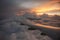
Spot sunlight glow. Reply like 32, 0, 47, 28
30, 1, 60, 16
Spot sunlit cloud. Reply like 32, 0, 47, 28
30, 1, 60, 15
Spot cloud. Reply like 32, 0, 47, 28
16, 0, 50, 8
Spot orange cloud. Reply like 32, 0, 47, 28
30, 1, 60, 14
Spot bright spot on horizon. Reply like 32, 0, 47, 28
30, 1, 60, 16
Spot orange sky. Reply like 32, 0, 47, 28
30, 0, 60, 15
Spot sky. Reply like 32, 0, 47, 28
1, 0, 60, 17
15, 0, 60, 15
17, 0, 50, 8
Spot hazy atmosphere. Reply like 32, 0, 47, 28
0, 0, 60, 40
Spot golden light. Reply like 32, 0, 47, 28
31, 7, 59, 13
30, 1, 60, 16
34, 23, 60, 30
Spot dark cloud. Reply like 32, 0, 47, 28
0, 0, 18, 19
